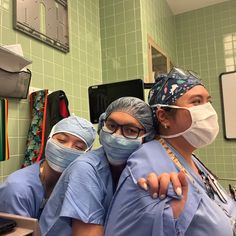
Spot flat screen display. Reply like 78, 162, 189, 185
88, 79, 144, 123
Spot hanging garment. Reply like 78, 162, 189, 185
23, 90, 48, 167
23, 90, 70, 167
41, 90, 70, 160
0, 98, 9, 161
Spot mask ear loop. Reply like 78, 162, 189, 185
151, 104, 186, 109
85, 144, 93, 152
48, 126, 56, 138
154, 104, 194, 139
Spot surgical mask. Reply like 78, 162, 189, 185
158, 102, 219, 148
99, 129, 143, 166
45, 138, 87, 173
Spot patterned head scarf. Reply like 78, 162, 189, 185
148, 67, 203, 106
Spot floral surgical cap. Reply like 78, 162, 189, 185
148, 69, 203, 106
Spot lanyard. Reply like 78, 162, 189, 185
159, 138, 200, 191
158, 138, 228, 203
158, 138, 236, 234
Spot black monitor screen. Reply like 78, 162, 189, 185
88, 79, 144, 123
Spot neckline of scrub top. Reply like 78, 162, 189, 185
159, 138, 230, 205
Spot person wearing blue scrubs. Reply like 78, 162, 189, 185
0, 116, 96, 219
39, 97, 186, 236
104, 67, 236, 236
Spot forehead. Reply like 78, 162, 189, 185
176, 85, 210, 102
107, 112, 143, 128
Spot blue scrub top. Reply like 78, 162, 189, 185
104, 140, 236, 236
39, 147, 114, 236
0, 161, 44, 219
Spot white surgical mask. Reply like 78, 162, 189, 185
158, 102, 219, 148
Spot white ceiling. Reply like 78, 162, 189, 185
166, 0, 229, 15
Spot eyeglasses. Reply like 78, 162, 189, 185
168, 67, 200, 80
102, 120, 145, 139
153, 67, 201, 101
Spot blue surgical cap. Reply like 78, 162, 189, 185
50, 116, 96, 148
98, 97, 155, 142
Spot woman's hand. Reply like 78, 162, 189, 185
170, 171, 188, 218
137, 171, 186, 199
137, 171, 188, 218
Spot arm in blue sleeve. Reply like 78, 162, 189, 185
0, 182, 32, 217
60, 161, 106, 225
163, 203, 177, 236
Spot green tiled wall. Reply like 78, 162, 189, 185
140, 0, 176, 78
101, 0, 236, 188
175, 0, 236, 187
0, 0, 102, 180
100, 0, 175, 83
100, 0, 143, 83
1, 0, 236, 188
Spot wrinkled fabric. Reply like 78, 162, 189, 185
40, 147, 113, 236
0, 161, 44, 218
104, 140, 236, 236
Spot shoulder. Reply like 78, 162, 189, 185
65, 147, 109, 174
0, 162, 42, 201
126, 140, 178, 180
129, 140, 165, 161
3, 162, 40, 184
58, 147, 110, 184
0, 177, 33, 200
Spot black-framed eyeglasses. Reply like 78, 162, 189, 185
102, 120, 145, 139
153, 67, 201, 101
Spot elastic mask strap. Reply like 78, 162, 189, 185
85, 144, 92, 152
160, 130, 188, 139
157, 104, 191, 139
151, 104, 188, 110
140, 132, 151, 139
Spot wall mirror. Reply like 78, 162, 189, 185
145, 35, 172, 87
219, 71, 236, 139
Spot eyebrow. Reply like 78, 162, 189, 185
54, 133, 68, 138
188, 94, 212, 100
56, 133, 86, 145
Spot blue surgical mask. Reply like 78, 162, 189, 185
45, 138, 86, 173
99, 130, 143, 166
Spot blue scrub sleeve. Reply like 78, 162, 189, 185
163, 204, 177, 235
60, 161, 107, 225
0, 182, 32, 217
